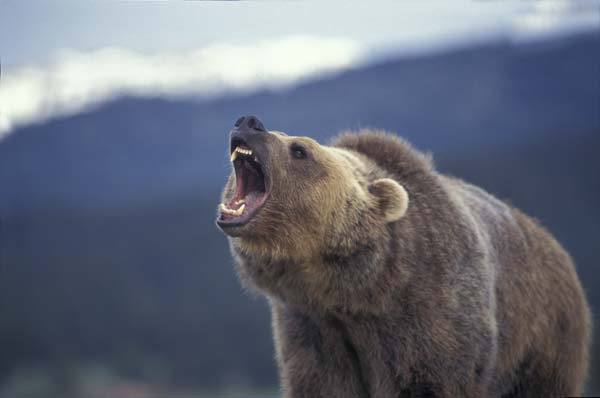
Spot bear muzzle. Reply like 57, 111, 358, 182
216, 116, 272, 234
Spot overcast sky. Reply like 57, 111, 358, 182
0, 0, 598, 137
0, 1, 516, 68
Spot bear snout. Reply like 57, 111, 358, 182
234, 114, 267, 132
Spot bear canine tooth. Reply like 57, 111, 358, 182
219, 202, 245, 216
234, 203, 245, 215
228, 203, 245, 216
230, 151, 239, 162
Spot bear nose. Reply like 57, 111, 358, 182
230, 115, 271, 158
234, 115, 267, 133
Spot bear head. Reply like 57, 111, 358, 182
216, 115, 411, 312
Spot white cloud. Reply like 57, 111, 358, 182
509, 0, 599, 41
0, 36, 363, 138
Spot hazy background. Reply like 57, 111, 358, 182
1, 1, 599, 397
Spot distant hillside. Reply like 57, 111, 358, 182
0, 32, 597, 210
0, 32, 598, 392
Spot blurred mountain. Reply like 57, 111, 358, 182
1, 32, 598, 210
0, 31, 599, 392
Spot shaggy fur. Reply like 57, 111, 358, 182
218, 127, 591, 398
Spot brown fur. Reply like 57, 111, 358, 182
219, 129, 591, 397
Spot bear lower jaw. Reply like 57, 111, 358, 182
216, 223, 247, 237
216, 192, 269, 235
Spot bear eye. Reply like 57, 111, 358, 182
290, 144, 307, 159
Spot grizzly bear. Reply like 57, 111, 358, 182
216, 115, 591, 398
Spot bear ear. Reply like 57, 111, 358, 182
368, 178, 409, 222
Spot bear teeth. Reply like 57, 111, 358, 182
231, 146, 253, 162
220, 203, 245, 216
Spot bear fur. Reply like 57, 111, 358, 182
217, 124, 591, 398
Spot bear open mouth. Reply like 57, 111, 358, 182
217, 139, 269, 227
